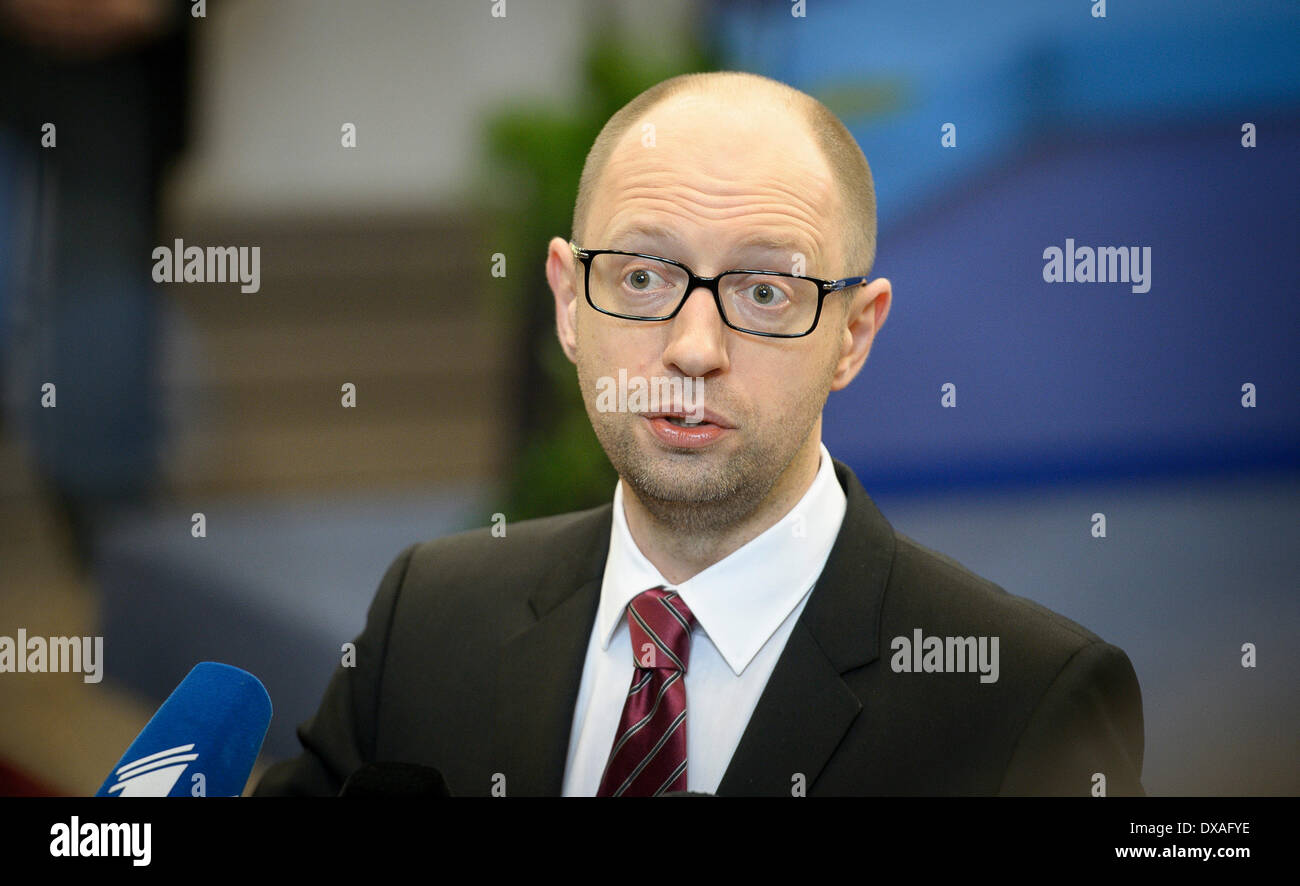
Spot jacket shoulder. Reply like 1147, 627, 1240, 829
395, 503, 612, 607
877, 532, 1144, 795
889, 531, 1106, 655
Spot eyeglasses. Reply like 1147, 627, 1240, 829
569, 241, 868, 338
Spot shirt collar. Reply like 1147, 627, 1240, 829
596, 443, 848, 676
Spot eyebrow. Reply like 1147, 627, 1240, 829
605, 222, 819, 268
605, 222, 683, 252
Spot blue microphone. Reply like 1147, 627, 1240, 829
95, 662, 272, 797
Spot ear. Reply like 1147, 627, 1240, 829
830, 277, 890, 391
546, 236, 580, 363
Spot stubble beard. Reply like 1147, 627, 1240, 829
603, 423, 779, 535
580, 373, 827, 538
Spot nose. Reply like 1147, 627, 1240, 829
661, 285, 730, 379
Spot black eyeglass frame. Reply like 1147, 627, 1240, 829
569, 240, 869, 339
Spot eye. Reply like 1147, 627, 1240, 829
741, 281, 789, 307
624, 267, 669, 291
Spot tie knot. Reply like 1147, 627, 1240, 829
626, 587, 695, 672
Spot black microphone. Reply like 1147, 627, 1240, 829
339, 762, 452, 797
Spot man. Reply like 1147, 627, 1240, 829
255, 70, 1144, 797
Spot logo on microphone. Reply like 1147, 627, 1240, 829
108, 744, 199, 796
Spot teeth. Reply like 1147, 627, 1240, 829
666, 416, 702, 427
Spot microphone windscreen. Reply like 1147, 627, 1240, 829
95, 662, 272, 797
339, 762, 452, 797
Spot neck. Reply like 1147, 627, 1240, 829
621, 433, 824, 585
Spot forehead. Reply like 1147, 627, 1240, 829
586, 91, 842, 269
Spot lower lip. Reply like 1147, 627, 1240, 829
644, 416, 729, 449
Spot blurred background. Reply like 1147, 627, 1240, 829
0, 0, 1295, 796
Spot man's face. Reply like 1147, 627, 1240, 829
554, 91, 871, 530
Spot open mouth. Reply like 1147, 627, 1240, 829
642, 412, 730, 448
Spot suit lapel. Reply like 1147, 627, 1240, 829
492, 506, 612, 796
714, 616, 863, 796
717, 459, 896, 796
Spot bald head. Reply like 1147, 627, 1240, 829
571, 71, 877, 278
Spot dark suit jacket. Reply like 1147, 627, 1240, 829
254, 459, 1144, 796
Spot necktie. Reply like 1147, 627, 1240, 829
596, 586, 696, 797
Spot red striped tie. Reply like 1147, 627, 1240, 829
596, 586, 696, 797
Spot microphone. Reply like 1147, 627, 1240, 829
95, 662, 272, 797
339, 762, 452, 797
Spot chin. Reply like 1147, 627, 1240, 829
626, 449, 743, 504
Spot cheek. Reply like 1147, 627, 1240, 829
733, 347, 812, 394
730, 348, 835, 424
581, 324, 658, 377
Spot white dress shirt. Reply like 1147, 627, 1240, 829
561, 443, 848, 795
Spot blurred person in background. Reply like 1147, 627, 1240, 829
0, 0, 192, 571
